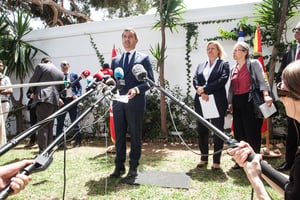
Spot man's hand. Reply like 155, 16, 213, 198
127, 88, 137, 99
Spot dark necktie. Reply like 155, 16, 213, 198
64, 74, 68, 81
124, 52, 130, 71
297, 48, 300, 60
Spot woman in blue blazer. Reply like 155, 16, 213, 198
193, 41, 230, 170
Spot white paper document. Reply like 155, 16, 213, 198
113, 95, 129, 103
259, 103, 277, 118
199, 95, 219, 119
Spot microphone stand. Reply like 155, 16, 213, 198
0, 85, 96, 157
143, 76, 289, 191
0, 83, 114, 200
0, 81, 68, 90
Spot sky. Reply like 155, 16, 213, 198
184, 0, 261, 9
91, 0, 262, 20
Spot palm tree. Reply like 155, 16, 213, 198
152, 0, 185, 136
0, 10, 47, 133
253, 0, 300, 137
254, 0, 300, 89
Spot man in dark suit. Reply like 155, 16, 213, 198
110, 28, 154, 178
56, 61, 82, 147
275, 22, 300, 171
29, 58, 64, 153
25, 58, 50, 148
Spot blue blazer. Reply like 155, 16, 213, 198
69, 72, 82, 97
193, 59, 230, 118
111, 51, 154, 111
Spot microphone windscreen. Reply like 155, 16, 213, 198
132, 64, 147, 81
86, 75, 93, 85
105, 77, 116, 86
100, 68, 113, 77
81, 70, 91, 79
114, 67, 124, 80
93, 71, 104, 81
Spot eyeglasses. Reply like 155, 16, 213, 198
292, 27, 300, 33
233, 49, 245, 52
277, 81, 299, 99
60, 63, 68, 67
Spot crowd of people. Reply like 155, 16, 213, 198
0, 24, 300, 199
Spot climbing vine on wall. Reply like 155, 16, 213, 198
182, 22, 198, 104
88, 34, 105, 67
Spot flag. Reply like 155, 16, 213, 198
109, 102, 115, 143
109, 44, 117, 144
111, 44, 117, 64
238, 26, 244, 42
254, 24, 270, 149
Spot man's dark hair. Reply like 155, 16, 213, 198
103, 63, 110, 69
41, 57, 51, 63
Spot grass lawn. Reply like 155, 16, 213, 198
0, 138, 285, 200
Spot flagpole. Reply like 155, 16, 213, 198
107, 44, 118, 153
254, 24, 280, 158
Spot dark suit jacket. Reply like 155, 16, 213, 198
276, 46, 297, 82
29, 63, 64, 107
193, 59, 230, 118
111, 51, 154, 111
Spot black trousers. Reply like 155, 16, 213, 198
113, 103, 144, 169
232, 93, 263, 153
35, 103, 57, 152
29, 106, 37, 142
197, 117, 224, 164
56, 98, 81, 144
285, 118, 300, 165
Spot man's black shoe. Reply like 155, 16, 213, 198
73, 143, 81, 148
276, 162, 292, 171
126, 168, 138, 178
109, 167, 125, 178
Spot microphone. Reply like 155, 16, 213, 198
114, 67, 124, 80
132, 64, 147, 81
105, 77, 116, 86
101, 77, 117, 96
100, 68, 113, 83
86, 71, 104, 91
86, 75, 93, 85
67, 70, 90, 89
114, 67, 125, 91
100, 68, 113, 77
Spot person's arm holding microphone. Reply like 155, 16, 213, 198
0, 160, 33, 196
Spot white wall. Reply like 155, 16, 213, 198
22, 2, 266, 94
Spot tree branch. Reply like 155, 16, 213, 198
27, 0, 93, 26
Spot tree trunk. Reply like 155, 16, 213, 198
267, 0, 289, 138
159, 0, 168, 137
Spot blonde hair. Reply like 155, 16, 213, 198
206, 41, 226, 59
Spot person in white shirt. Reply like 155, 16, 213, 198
0, 60, 13, 145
